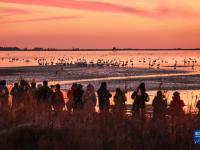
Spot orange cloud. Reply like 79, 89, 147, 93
0, 7, 34, 18
0, 0, 198, 18
0, 15, 82, 24
0, 7, 32, 14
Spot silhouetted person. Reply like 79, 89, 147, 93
37, 84, 42, 89
50, 85, 55, 91
169, 91, 185, 118
82, 84, 97, 112
10, 83, 21, 108
67, 83, 77, 111
19, 79, 30, 105
73, 84, 84, 110
131, 83, 149, 119
196, 100, 200, 118
0, 80, 9, 109
152, 91, 167, 121
113, 88, 127, 113
97, 82, 112, 112
51, 84, 64, 112
27, 81, 38, 105
196, 100, 200, 119
37, 81, 52, 103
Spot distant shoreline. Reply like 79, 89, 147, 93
1, 48, 200, 51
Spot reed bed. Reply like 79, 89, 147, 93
0, 102, 200, 150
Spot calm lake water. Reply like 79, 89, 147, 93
0, 50, 200, 70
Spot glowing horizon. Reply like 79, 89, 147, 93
0, 0, 200, 49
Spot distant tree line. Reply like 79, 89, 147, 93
0, 47, 21, 51
0, 46, 200, 51
0, 47, 56, 51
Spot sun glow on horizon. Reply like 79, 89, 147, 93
0, 0, 200, 48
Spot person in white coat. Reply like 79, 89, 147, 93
82, 84, 97, 112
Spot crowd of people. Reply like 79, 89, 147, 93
0, 79, 200, 120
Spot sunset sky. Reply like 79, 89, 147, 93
0, 0, 200, 49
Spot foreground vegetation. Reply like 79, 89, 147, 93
0, 104, 200, 150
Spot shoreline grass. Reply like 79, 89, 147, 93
0, 103, 200, 150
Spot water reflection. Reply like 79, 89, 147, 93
0, 50, 200, 71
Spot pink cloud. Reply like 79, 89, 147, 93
0, 7, 32, 13
154, 2, 197, 18
0, 0, 149, 16
0, 0, 198, 18
0, 15, 81, 24
0, 7, 34, 17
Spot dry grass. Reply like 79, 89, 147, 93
0, 103, 200, 150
